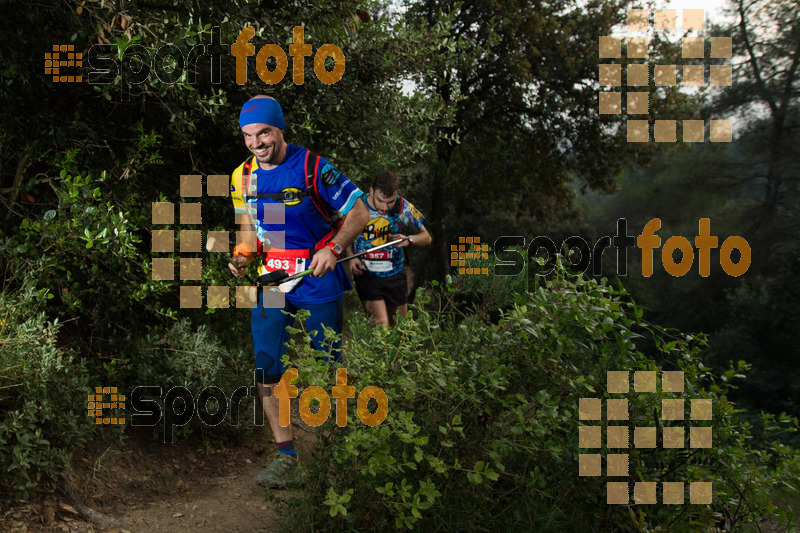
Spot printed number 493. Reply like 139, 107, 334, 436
267, 259, 290, 269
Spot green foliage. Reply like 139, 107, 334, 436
577, 125, 800, 421
712, 262, 800, 421
0, 0, 795, 518
403, 0, 703, 282
0, 0, 450, 363
275, 262, 799, 531
0, 284, 95, 499
125, 318, 255, 443
0, 0, 453, 498
0, 169, 178, 352
712, 0, 800, 268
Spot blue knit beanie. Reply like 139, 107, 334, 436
239, 98, 285, 130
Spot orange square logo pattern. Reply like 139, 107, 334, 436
88, 387, 126, 425
46, 45, 83, 82
451, 237, 490, 275
597, 10, 732, 143
579, 370, 713, 504
150, 175, 273, 309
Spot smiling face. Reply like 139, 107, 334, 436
241, 122, 287, 169
369, 187, 398, 215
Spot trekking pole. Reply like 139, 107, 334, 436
259, 237, 411, 287
205, 235, 258, 285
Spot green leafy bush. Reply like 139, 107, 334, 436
125, 318, 256, 443
0, 284, 95, 499
0, 169, 180, 354
277, 262, 800, 532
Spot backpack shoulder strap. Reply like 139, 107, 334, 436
304, 150, 329, 222
304, 150, 343, 250
389, 195, 404, 216
237, 156, 256, 202
243, 156, 255, 175
231, 157, 249, 189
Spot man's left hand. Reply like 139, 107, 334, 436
309, 246, 337, 276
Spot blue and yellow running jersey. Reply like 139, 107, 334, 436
230, 144, 363, 304
352, 194, 426, 278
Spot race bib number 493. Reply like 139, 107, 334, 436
266, 258, 292, 271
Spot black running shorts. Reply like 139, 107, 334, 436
354, 271, 408, 307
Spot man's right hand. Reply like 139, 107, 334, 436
228, 254, 251, 278
350, 257, 365, 276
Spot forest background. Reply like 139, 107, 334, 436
1, 0, 799, 531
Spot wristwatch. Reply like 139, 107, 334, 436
326, 242, 342, 257
409, 235, 414, 244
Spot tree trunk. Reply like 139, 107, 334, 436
752, 109, 786, 272
430, 160, 449, 283
431, 75, 455, 284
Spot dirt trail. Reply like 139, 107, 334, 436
1, 421, 315, 533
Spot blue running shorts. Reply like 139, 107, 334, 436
251, 293, 343, 384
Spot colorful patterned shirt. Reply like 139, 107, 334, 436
352, 194, 426, 278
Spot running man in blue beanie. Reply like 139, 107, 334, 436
229, 96, 369, 488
